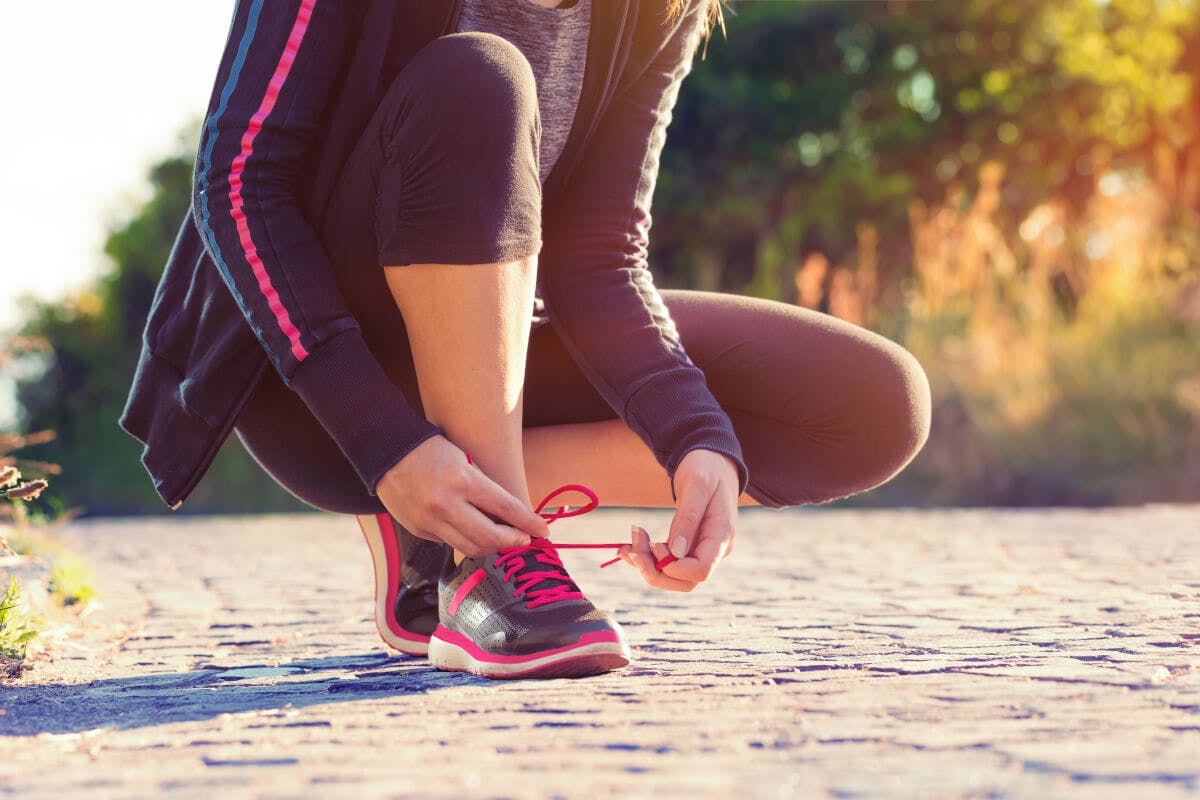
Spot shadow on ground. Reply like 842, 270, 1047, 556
0, 653, 486, 736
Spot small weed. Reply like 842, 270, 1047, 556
0, 576, 40, 660
48, 555, 96, 607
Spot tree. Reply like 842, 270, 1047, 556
652, 0, 1199, 300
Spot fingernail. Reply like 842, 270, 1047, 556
669, 536, 688, 558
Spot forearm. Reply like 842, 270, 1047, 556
540, 0, 748, 498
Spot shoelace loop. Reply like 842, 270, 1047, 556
466, 452, 678, 574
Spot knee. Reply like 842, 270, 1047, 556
399, 33, 539, 137
755, 337, 931, 509
847, 340, 932, 491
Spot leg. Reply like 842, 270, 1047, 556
235, 33, 545, 517
318, 32, 545, 517
523, 418, 763, 508
235, 34, 633, 675
521, 289, 931, 509
370, 34, 544, 553
323, 33, 627, 676
385, 257, 537, 508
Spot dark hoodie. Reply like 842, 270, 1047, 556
120, 0, 748, 509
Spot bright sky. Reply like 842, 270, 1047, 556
0, 3, 235, 330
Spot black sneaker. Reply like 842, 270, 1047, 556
357, 513, 450, 656
428, 541, 631, 679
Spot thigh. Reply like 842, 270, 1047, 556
659, 289, 908, 423
660, 289, 930, 506
317, 32, 542, 372
523, 289, 907, 416
523, 289, 930, 507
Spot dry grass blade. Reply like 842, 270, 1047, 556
6, 480, 49, 501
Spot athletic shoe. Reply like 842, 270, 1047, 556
428, 483, 630, 679
429, 544, 630, 679
356, 512, 450, 656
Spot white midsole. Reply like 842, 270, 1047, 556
356, 514, 429, 656
429, 634, 628, 676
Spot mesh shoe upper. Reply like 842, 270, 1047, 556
439, 544, 621, 656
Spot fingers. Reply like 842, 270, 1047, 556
665, 477, 711, 560
621, 526, 697, 592
665, 538, 723, 584
619, 509, 739, 591
375, 437, 543, 556
664, 475, 736, 583
405, 511, 529, 557
433, 504, 531, 558
662, 507, 737, 584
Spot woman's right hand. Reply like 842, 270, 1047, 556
374, 435, 549, 557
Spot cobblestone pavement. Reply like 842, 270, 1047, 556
2, 506, 1199, 799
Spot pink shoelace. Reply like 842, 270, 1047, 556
465, 452, 678, 593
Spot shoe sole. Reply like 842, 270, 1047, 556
357, 513, 430, 657
429, 624, 630, 679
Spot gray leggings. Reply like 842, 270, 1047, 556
232, 33, 932, 514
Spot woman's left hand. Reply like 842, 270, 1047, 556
618, 448, 739, 591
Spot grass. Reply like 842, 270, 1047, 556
4, 527, 98, 609
0, 576, 39, 661
1, 518, 97, 680
0, 541, 98, 679
47, 555, 96, 607
802, 160, 1200, 505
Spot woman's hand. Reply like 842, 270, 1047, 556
375, 435, 550, 557
618, 448, 739, 591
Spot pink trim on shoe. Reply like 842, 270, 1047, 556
431, 624, 624, 665
447, 568, 487, 616
357, 513, 430, 655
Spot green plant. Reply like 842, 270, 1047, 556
47, 555, 96, 607
0, 576, 39, 660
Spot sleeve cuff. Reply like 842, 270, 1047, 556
623, 369, 750, 501
289, 329, 444, 494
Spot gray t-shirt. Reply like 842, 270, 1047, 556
455, 0, 592, 186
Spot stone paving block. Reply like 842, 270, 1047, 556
1, 507, 1199, 798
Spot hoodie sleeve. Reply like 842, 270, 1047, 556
193, 0, 444, 494
539, 0, 749, 500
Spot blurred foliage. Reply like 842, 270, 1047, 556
657, 0, 1200, 295
47, 554, 96, 608
7, 0, 1200, 511
653, 0, 1200, 504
